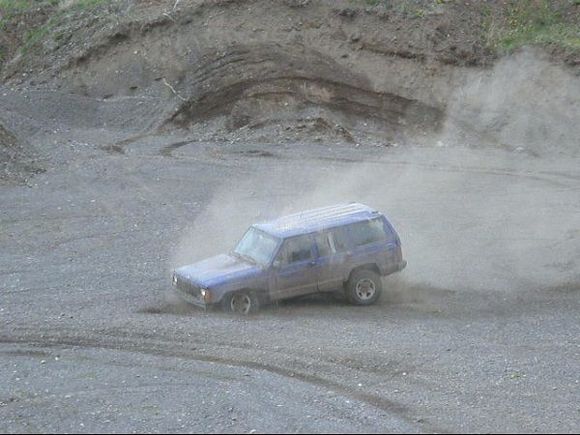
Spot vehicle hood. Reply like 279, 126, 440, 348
174, 254, 262, 288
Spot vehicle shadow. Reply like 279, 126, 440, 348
259, 278, 457, 318
137, 279, 459, 318
137, 290, 207, 316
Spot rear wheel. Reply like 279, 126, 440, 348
222, 290, 260, 315
345, 269, 382, 305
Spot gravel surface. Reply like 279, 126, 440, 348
1, 88, 579, 433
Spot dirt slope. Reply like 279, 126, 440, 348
0, 0, 579, 176
0, 121, 42, 184
1, 2, 577, 137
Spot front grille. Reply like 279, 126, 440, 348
175, 278, 201, 298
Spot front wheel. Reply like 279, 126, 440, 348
222, 290, 260, 315
345, 270, 382, 305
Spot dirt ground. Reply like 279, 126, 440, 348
1, 84, 579, 433
1, 0, 579, 433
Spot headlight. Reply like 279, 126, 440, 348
200, 288, 211, 302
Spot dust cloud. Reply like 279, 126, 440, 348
439, 48, 580, 157
170, 50, 580, 303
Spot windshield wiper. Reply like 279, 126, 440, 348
232, 251, 257, 265
241, 254, 257, 265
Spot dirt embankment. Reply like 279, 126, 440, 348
0, 121, 42, 184
0, 0, 579, 168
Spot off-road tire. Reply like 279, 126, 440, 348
345, 269, 382, 305
222, 290, 260, 315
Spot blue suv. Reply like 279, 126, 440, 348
172, 203, 406, 314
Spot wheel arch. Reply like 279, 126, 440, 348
347, 263, 381, 282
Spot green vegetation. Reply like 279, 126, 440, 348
363, 0, 385, 5
70, 0, 111, 9
0, 0, 106, 13
0, 0, 112, 55
22, 22, 53, 54
488, 0, 580, 53
359, 0, 579, 55
0, 0, 57, 13
0, 0, 59, 24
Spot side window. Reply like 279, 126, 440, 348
279, 235, 313, 264
349, 219, 387, 247
329, 226, 350, 253
314, 232, 334, 257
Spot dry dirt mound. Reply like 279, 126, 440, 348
0, 0, 579, 152
167, 42, 443, 140
0, 0, 498, 143
0, 121, 42, 184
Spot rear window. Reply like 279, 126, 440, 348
348, 219, 387, 247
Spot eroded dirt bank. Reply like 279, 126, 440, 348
0, 120, 43, 184
2, 0, 579, 167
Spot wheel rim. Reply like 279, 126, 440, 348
355, 279, 376, 300
231, 294, 252, 314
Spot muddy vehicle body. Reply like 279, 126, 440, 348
172, 203, 406, 314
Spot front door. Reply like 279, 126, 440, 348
271, 234, 319, 301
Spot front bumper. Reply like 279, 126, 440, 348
172, 275, 209, 308
174, 285, 208, 308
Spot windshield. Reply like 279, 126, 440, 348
234, 227, 279, 266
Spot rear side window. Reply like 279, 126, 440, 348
279, 235, 313, 264
314, 232, 334, 257
329, 226, 350, 253
349, 219, 387, 247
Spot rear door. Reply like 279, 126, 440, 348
271, 234, 320, 300
314, 226, 352, 292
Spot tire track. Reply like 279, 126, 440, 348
0, 331, 450, 434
